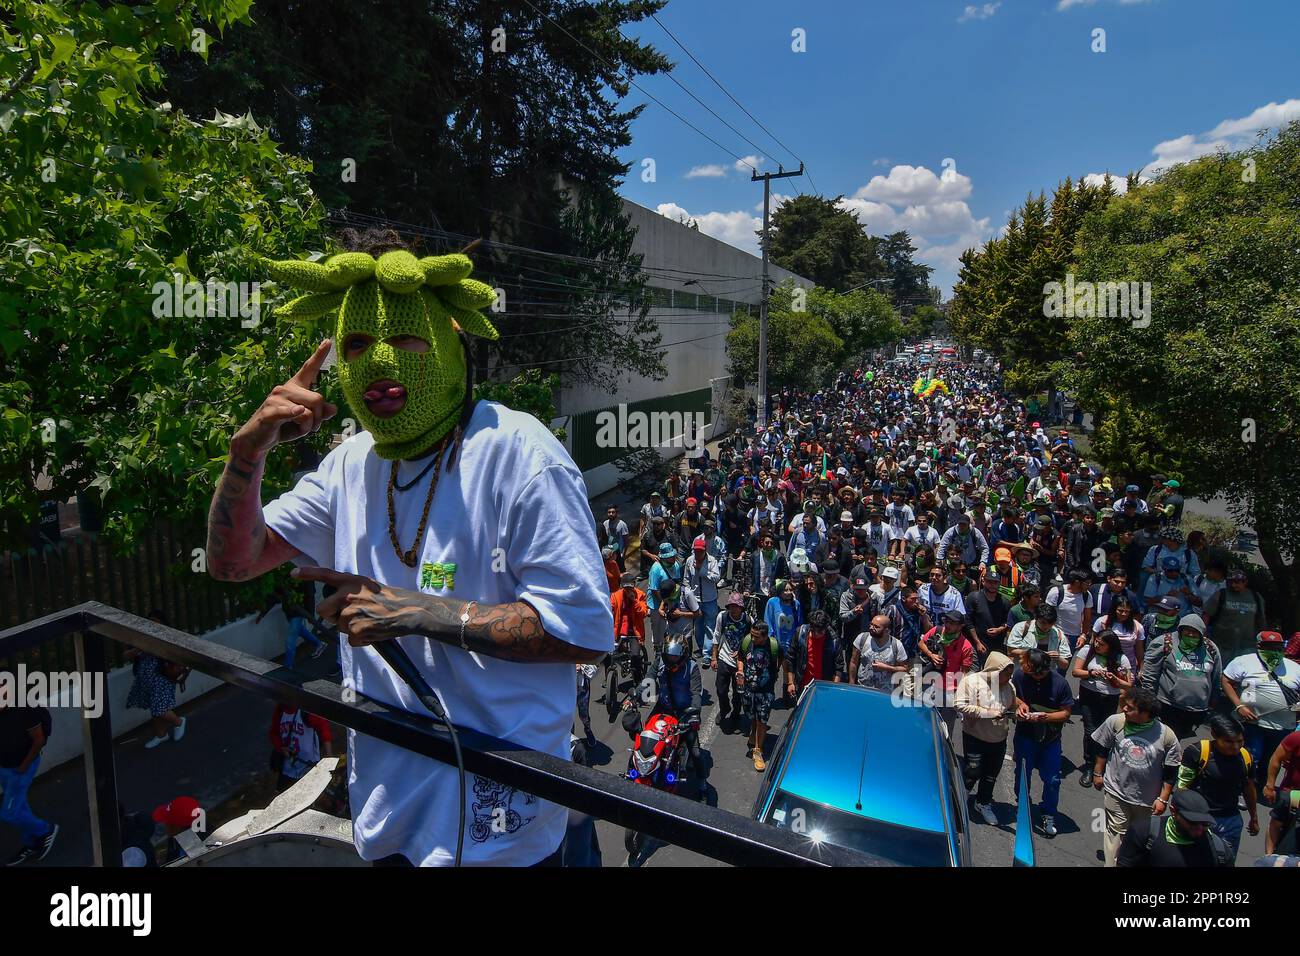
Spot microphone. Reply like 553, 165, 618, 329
368, 640, 449, 723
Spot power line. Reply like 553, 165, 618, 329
519, 0, 758, 174
647, 11, 815, 192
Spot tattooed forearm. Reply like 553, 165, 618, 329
344, 587, 604, 663
206, 447, 268, 582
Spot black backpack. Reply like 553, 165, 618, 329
1141, 815, 1232, 867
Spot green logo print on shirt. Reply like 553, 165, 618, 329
420, 561, 458, 591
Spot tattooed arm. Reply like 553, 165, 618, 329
207, 340, 336, 582
295, 567, 606, 664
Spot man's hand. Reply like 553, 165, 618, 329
232, 339, 338, 458
294, 567, 394, 643
1247, 816, 1260, 836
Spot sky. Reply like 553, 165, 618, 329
613, 0, 1300, 296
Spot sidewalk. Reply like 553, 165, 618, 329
6, 436, 727, 866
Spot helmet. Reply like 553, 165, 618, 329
663, 639, 688, 670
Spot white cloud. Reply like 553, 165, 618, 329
685, 164, 728, 179
838, 163, 992, 293
853, 163, 973, 205
656, 202, 761, 254
1081, 172, 1129, 193
958, 3, 1001, 23
872, 157, 892, 168
734, 155, 764, 175
1142, 98, 1300, 176
1056, 0, 1159, 10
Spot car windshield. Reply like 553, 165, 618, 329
765, 790, 953, 866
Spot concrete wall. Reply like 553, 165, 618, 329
36, 611, 294, 777
556, 198, 809, 416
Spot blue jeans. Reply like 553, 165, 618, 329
697, 600, 718, 659
1013, 734, 1063, 816
0, 756, 53, 847
1211, 812, 1243, 863
285, 617, 323, 670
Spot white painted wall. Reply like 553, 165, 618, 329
557, 198, 809, 416
36, 611, 295, 776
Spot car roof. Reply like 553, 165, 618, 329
775, 682, 948, 834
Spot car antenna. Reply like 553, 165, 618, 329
854, 716, 869, 811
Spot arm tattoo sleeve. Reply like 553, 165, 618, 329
372, 590, 603, 663
206, 450, 268, 581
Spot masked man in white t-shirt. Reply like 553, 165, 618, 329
205, 234, 612, 867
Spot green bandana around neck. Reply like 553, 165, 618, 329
1259, 650, 1284, 671
1123, 717, 1155, 735
940, 630, 958, 646
1156, 613, 1178, 629
1165, 815, 1194, 846
263, 250, 499, 459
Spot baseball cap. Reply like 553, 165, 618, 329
1164, 479, 1181, 488
1155, 595, 1181, 614
1125, 484, 1140, 493
943, 609, 964, 624
822, 560, 840, 574
1161, 555, 1181, 571
620, 572, 637, 587
650, 490, 661, 498
985, 569, 1001, 582
1227, 569, 1249, 581
153, 796, 201, 829
1257, 630, 1285, 645
1170, 789, 1215, 824
853, 576, 871, 588
1099, 508, 1115, 519
686, 496, 697, 507
726, 592, 746, 608
692, 535, 707, 550
840, 510, 854, 521
881, 566, 900, 579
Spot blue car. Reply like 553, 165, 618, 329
751, 681, 1035, 866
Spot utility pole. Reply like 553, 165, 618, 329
752, 163, 802, 429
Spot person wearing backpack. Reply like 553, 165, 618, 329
736, 621, 783, 772
1091, 687, 1181, 866
1137, 613, 1223, 741
1176, 714, 1260, 863
0, 701, 59, 865
1221, 630, 1300, 789
1117, 788, 1234, 868
1202, 569, 1268, 662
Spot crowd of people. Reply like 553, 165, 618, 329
596, 350, 1300, 866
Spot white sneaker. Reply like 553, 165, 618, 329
171, 717, 187, 742
144, 733, 167, 750
974, 802, 998, 826
1040, 814, 1058, 838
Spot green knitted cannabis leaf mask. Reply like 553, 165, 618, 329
262, 250, 498, 459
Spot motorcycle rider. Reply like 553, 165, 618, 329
650, 638, 704, 771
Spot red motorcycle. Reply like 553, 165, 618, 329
619, 702, 696, 860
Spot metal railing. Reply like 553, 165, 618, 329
0, 603, 882, 867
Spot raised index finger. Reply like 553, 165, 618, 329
290, 338, 334, 388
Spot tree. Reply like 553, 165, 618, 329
725, 281, 844, 391
875, 231, 934, 311
1066, 124, 1300, 628
948, 178, 1114, 409
162, 0, 675, 387
0, 1, 331, 561
765, 195, 884, 292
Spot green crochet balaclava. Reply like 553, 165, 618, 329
263, 251, 498, 459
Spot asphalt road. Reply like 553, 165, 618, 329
580, 584, 1271, 869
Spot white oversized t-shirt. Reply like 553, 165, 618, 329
264, 401, 614, 866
